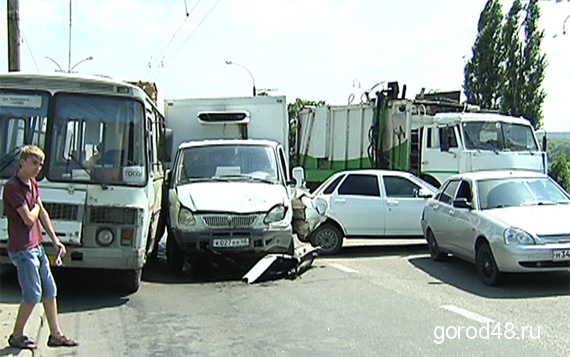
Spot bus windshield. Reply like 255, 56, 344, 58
0, 90, 50, 178
461, 121, 539, 152
48, 93, 147, 186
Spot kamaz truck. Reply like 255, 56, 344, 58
293, 82, 547, 189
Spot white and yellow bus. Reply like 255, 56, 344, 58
0, 72, 171, 293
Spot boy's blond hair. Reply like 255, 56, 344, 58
20, 145, 45, 161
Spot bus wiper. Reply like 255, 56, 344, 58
68, 152, 108, 190
0, 146, 22, 174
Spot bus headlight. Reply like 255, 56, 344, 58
264, 205, 287, 224
178, 207, 196, 228
96, 228, 114, 246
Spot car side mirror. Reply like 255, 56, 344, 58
453, 198, 472, 209
416, 188, 434, 198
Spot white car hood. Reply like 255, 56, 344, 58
486, 204, 570, 235
176, 182, 288, 213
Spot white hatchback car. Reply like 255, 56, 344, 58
308, 169, 438, 255
421, 170, 570, 286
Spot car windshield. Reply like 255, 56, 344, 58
478, 176, 570, 210
175, 145, 279, 184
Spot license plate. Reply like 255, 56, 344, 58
552, 249, 570, 262
212, 238, 249, 248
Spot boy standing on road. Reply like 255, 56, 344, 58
3, 145, 78, 350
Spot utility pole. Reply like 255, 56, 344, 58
68, 0, 72, 72
7, 0, 21, 71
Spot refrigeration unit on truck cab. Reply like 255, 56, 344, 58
163, 96, 303, 273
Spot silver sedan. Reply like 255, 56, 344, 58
421, 170, 570, 286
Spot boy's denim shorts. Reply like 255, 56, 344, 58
8, 245, 57, 304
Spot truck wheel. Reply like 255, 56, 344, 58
476, 242, 502, 286
166, 234, 185, 274
120, 269, 142, 294
310, 223, 343, 255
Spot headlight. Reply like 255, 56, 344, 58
504, 227, 535, 245
96, 228, 114, 246
178, 207, 196, 228
264, 205, 287, 224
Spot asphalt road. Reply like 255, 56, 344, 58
1, 238, 569, 357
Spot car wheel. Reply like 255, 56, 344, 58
166, 233, 185, 274
426, 230, 447, 261
476, 242, 502, 286
310, 223, 343, 255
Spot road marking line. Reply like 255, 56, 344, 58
329, 263, 359, 274
440, 305, 495, 324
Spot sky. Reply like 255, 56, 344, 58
1, 0, 570, 132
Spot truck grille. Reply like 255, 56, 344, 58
89, 207, 137, 225
203, 215, 256, 228
43, 203, 79, 221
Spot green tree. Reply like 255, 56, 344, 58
549, 154, 570, 191
463, 0, 504, 110
465, 0, 547, 128
520, 0, 547, 129
501, 0, 524, 117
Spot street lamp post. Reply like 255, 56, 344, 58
45, 56, 64, 72
70, 56, 93, 72
225, 60, 256, 96
45, 56, 93, 73
563, 14, 570, 35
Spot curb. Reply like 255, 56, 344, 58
0, 304, 44, 356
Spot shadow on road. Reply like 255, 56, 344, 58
0, 264, 130, 313
142, 254, 257, 285
324, 241, 428, 260
410, 255, 570, 299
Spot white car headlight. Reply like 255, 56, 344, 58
264, 205, 287, 224
178, 207, 196, 228
504, 227, 535, 245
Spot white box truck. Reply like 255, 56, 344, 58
163, 96, 308, 273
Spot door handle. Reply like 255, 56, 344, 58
333, 198, 346, 204
387, 199, 399, 206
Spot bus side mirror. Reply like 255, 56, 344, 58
162, 128, 174, 163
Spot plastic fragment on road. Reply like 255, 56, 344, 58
242, 246, 319, 284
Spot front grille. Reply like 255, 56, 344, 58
537, 234, 570, 244
43, 203, 79, 221
90, 207, 137, 225
202, 215, 256, 228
